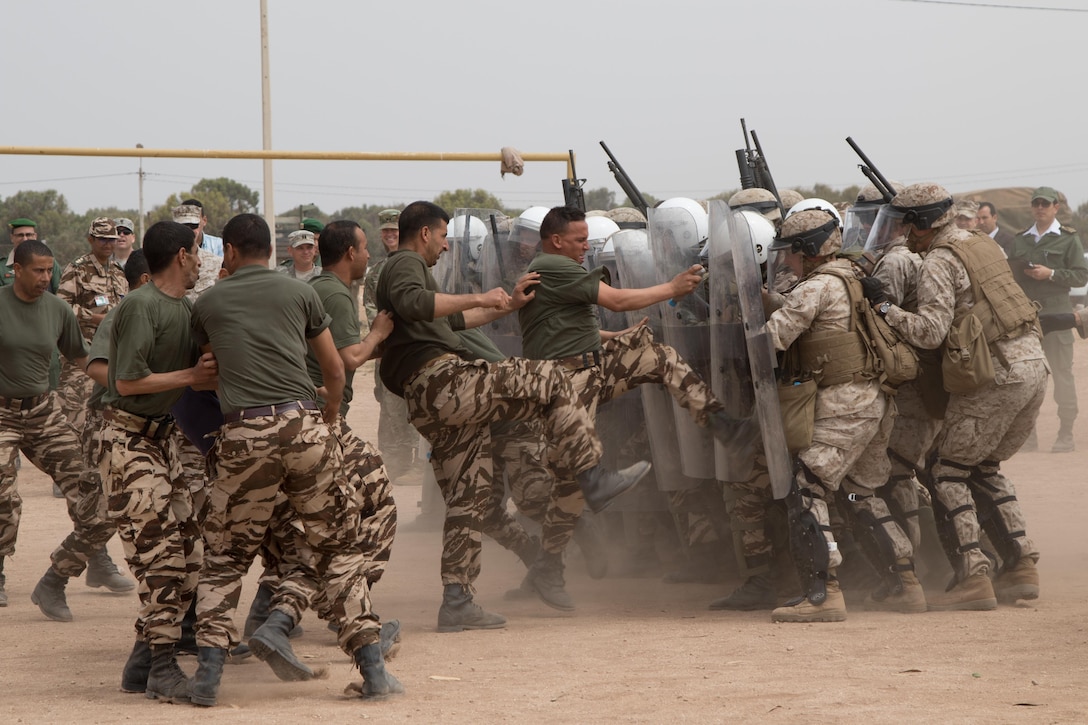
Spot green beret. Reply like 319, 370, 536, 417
301, 218, 325, 234
9, 218, 37, 229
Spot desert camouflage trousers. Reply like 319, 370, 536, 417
0, 393, 112, 576
404, 355, 601, 585
374, 368, 419, 479
723, 452, 778, 576
796, 391, 912, 572
99, 420, 202, 645
883, 380, 942, 549
490, 419, 552, 536
258, 418, 397, 652
540, 325, 724, 554
666, 485, 725, 548
931, 359, 1046, 580
56, 360, 95, 434
196, 410, 374, 653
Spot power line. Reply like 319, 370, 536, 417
0, 172, 136, 186
892, 0, 1088, 11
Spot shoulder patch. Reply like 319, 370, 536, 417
1060, 224, 1077, 234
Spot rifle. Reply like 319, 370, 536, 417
738, 119, 785, 217
599, 140, 649, 216
562, 149, 586, 212
846, 137, 897, 203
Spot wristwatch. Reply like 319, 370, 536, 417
877, 301, 892, 317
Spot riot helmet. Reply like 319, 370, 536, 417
889, 183, 956, 231
658, 197, 709, 245
772, 209, 843, 258
728, 187, 782, 222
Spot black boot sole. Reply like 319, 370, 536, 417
248, 635, 317, 681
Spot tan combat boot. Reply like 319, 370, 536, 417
863, 563, 928, 614
993, 559, 1040, 603
771, 579, 846, 623
926, 572, 997, 611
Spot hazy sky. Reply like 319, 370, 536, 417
3, 0, 1087, 219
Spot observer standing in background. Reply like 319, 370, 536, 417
976, 202, 1016, 256
1007, 186, 1088, 452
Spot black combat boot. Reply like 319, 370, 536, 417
708, 572, 778, 611
120, 640, 153, 693
436, 584, 506, 633
573, 515, 609, 579
351, 642, 405, 699
578, 461, 652, 513
379, 619, 402, 660
190, 647, 227, 707
145, 644, 190, 702
232, 582, 301, 660
526, 550, 575, 611
85, 547, 135, 592
177, 598, 199, 656
248, 610, 315, 681
31, 567, 72, 622
0, 556, 7, 607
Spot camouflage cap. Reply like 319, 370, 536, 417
288, 229, 316, 247
172, 205, 202, 225
777, 208, 842, 257
953, 199, 978, 219
114, 217, 135, 232
8, 217, 37, 229
779, 189, 805, 210
301, 218, 325, 234
378, 209, 400, 231
89, 217, 120, 239
890, 183, 955, 229
1031, 186, 1060, 203
728, 188, 781, 221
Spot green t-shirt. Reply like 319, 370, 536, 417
0, 285, 87, 397
376, 250, 474, 395
457, 327, 504, 363
306, 272, 360, 416
191, 264, 330, 413
101, 282, 196, 417
519, 253, 604, 360
86, 307, 116, 410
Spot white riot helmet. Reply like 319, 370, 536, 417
658, 197, 709, 243
785, 198, 843, 228
517, 205, 550, 232
736, 210, 774, 266
586, 215, 620, 253
448, 214, 489, 261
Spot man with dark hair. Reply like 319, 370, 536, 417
0, 240, 115, 617
376, 200, 648, 632
178, 199, 223, 256
2, 218, 62, 290
976, 202, 1016, 255
189, 213, 400, 706
98, 220, 214, 702
516, 205, 737, 610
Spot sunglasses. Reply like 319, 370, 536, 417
118, 229, 134, 235
183, 223, 201, 230
1031, 199, 1054, 208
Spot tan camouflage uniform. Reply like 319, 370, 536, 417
723, 452, 777, 576
884, 225, 1046, 580
766, 259, 913, 570
185, 247, 222, 304
403, 355, 602, 586
56, 254, 127, 431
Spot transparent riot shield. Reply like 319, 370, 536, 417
710, 200, 794, 499
434, 208, 504, 295
478, 212, 539, 357
646, 206, 715, 480
613, 228, 702, 492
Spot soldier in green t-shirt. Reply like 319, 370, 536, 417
0, 240, 115, 619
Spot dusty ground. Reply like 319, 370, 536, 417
2, 359, 1087, 724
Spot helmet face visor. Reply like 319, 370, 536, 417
864, 205, 909, 256
773, 218, 838, 258
890, 198, 953, 230
842, 204, 882, 251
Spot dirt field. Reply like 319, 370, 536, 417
2, 359, 1087, 724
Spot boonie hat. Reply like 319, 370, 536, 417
89, 217, 120, 239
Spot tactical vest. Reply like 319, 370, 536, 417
932, 233, 1039, 345
795, 265, 875, 387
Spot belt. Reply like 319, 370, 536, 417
222, 400, 319, 424
103, 407, 175, 440
0, 393, 49, 411
555, 350, 602, 371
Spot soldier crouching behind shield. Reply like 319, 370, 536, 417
763, 209, 925, 622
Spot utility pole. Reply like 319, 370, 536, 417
136, 143, 145, 241
260, 0, 276, 265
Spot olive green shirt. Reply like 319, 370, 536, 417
306, 272, 359, 416
1008, 224, 1088, 315
375, 250, 473, 396
0, 285, 88, 397
519, 253, 605, 360
86, 307, 116, 410
191, 264, 331, 414
101, 282, 196, 417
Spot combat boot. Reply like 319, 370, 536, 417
771, 579, 847, 623
86, 547, 135, 592
578, 460, 651, 513
190, 647, 227, 707
573, 515, 609, 579
233, 582, 302, 660
379, 619, 402, 661
145, 644, 190, 703
926, 572, 997, 611
31, 567, 72, 622
709, 573, 777, 611
513, 536, 541, 569
120, 640, 152, 693
0, 556, 7, 607
350, 642, 405, 699
863, 562, 928, 614
248, 610, 315, 681
993, 558, 1040, 603
707, 410, 761, 450
1052, 423, 1074, 453
436, 583, 506, 632
526, 550, 575, 611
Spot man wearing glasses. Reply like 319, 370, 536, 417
1008, 186, 1088, 453
2, 219, 62, 291
112, 217, 137, 268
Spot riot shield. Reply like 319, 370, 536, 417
709, 200, 793, 499
479, 212, 539, 357
435, 208, 503, 295
646, 206, 715, 480
585, 237, 626, 332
